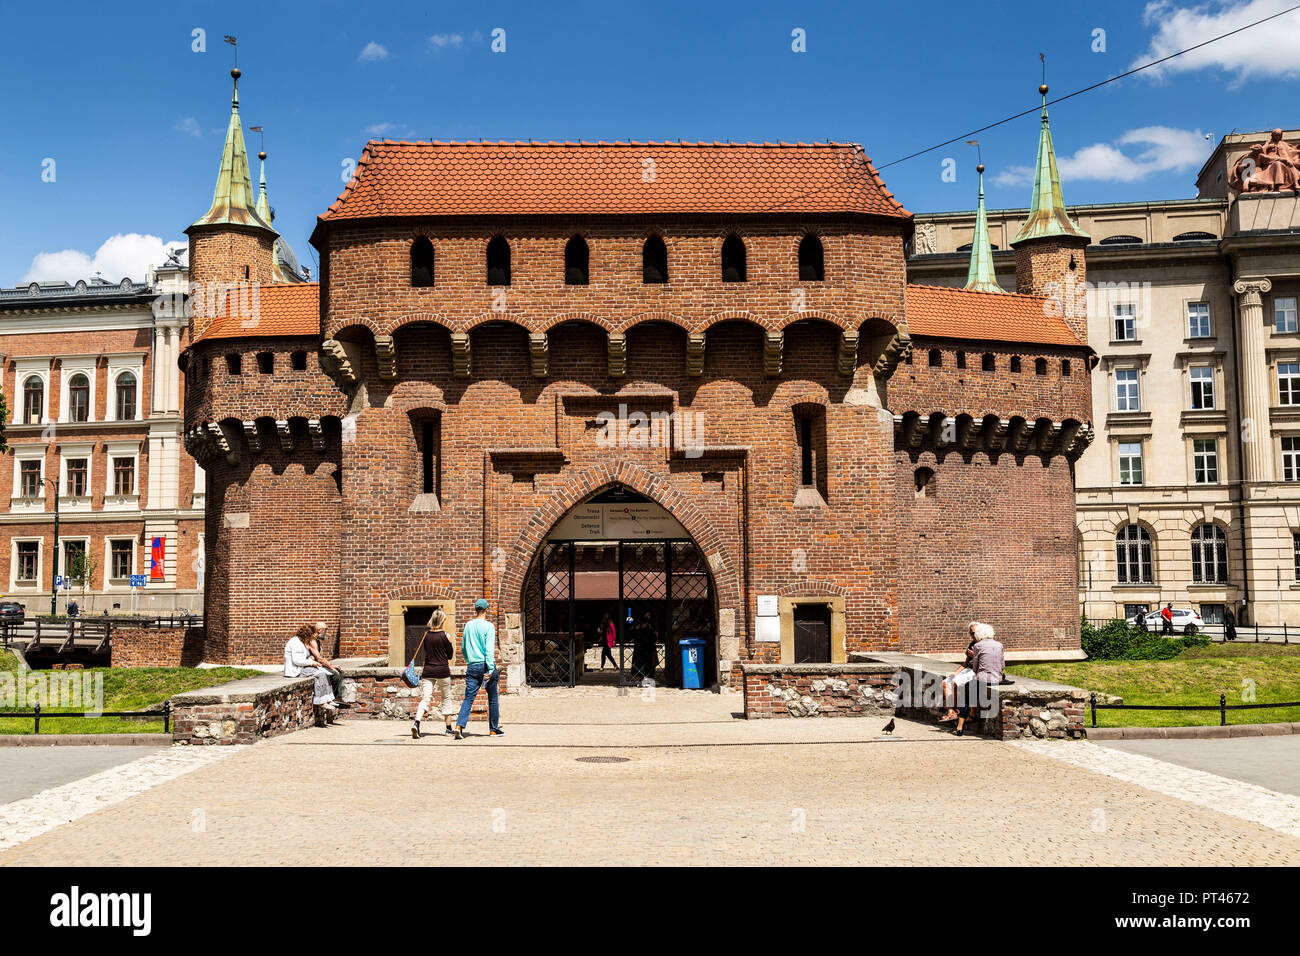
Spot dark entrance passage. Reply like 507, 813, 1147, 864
793, 603, 832, 664
523, 523, 716, 688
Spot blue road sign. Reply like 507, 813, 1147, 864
129, 575, 147, 588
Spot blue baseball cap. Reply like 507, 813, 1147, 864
475, 598, 490, 611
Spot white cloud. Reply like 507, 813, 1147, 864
994, 126, 1210, 186
358, 41, 389, 62
21, 234, 187, 284
1133, 0, 1300, 84
428, 33, 464, 49
365, 122, 398, 137
174, 116, 201, 138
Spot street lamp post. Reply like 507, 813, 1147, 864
45, 477, 60, 617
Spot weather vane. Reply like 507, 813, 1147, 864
965, 139, 982, 167
224, 34, 238, 67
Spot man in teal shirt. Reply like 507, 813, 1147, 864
455, 598, 503, 738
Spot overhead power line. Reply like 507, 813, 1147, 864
877, 3, 1300, 170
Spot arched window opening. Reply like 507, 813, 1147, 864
22, 376, 43, 424
1010, 355, 1022, 373
798, 234, 824, 282
1099, 235, 1142, 246
1116, 524, 1154, 584
1191, 524, 1229, 584
981, 353, 995, 372
642, 235, 668, 284
410, 237, 435, 287
486, 235, 511, 286
1035, 357, 1047, 375
67, 373, 90, 423
914, 466, 936, 498
721, 234, 747, 282
1061, 358, 1072, 376
115, 372, 137, 420
564, 235, 589, 285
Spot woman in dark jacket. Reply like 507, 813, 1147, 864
412, 608, 457, 739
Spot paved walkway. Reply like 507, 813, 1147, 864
2, 691, 1298, 865
0, 745, 165, 804
1099, 736, 1300, 798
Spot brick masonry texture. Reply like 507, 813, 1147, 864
171, 679, 315, 745
187, 189, 1093, 676
742, 665, 897, 718
110, 626, 204, 667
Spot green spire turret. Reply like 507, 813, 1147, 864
187, 68, 276, 235
255, 151, 272, 226
1010, 85, 1088, 247
964, 164, 1004, 293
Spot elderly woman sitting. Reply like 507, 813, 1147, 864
285, 623, 339, 721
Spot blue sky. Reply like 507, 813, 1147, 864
2, 0, 1298, 284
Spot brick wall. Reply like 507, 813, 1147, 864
741, 664, 897, 718
1013, 236, 1089, 342
171, 679, 316, 745
110, 626, 205, 667
188, 229, 276, 337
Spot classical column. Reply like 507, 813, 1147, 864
1234, 278, 1274, 482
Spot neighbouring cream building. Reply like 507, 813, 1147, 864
910, 128, 1300, 627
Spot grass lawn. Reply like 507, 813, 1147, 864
0, 652, 261, 735
1008, 643, 1300, 728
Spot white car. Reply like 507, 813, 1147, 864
1128, 608, 1204, 635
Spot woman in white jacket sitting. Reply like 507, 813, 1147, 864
285, 622, 338, 715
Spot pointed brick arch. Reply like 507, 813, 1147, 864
497, 462, 743, 620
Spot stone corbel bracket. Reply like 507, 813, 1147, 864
451, 332, 471, 378
686, 332, 706, 377
528, 333, 548, 378
607, 332, 627, 378
242, 420, 262, 453
893, 415, 1094, 460
871, 331, 911, 380
373, 335, 397, 380
210, 422, 236, 465
837, 331, 859, 376
276, 419, 294, 453
307, 418, 325, 451
764, 330, 783, 378
320, 338, 358, 387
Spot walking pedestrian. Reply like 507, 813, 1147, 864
412, 608, 457, 739
598, 610, 618, 671
454, 599, 503, 739
1161, 602, 1174, 636
1224, 606, 1237, 642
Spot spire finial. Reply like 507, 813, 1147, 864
964, 142, 1003, 293
1010, 68, 1089, 248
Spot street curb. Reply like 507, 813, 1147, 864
0, 734, 172, 747
1088, 722, 1300, 741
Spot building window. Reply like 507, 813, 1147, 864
413, 414, 440, 499
19, 460, 41, 498
1061, 359, 1071, 376
67, 373, 90, 422
793, 406, 827, 501
721, 235, 746, 282
113, 457, 135, 496
564, 235, 590, 285
486, 235, 511, 286
1118, 441, 1143, 486
1010, 356, 1022, 373
226, 353, 242, 375
1280, 363, 1300, 405
1276, 296, 1298, 333
956, 351, 967, 369
928, 349, 942, 368
115, 372, 137, 420
1188, 302, 1211, 338
65, 458, 87, 497
1190, 524, 1229, 584
1034, 357, 1047, 375
981, 353, 995, 372
257, 352, 274, 374
1115, 368, 1140, 412
1113, 303, 1137, 341
110, 539, 133, 581
63, 540, 88, 583
22, 376, 43, 424
1189, 366, 1215, 410
1193, 438, 1219, 484
798, 234, 824, 282
642, 235, 668, 284
410, 236, 435, 287
914, 466, 936, 497
291, 350, 308, 371
1294, 532, 1300, 580
1283, 436, 1300, 481
16, 541, 38, 582
1116, 524, 1154, 585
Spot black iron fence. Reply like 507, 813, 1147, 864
1, 614, 203, 653
1082, 617, 1296, 644
2, 700, 171, 734
1090, 692, 1300, 728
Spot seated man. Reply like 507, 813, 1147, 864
285, 623, 338, 721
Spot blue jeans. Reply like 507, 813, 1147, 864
457, 662, 500, 731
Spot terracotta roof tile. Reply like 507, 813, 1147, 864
906, 284, 1083, 348
191, 282, 318, 344
318, 141, 911, 222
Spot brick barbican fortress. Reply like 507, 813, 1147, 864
180, 68, 1094, 689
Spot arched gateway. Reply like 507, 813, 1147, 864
520, 487, 718, 688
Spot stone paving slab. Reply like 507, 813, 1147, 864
1098, 736, 1300, 799
1, 691, 1298, 866
0, 746, 166, 803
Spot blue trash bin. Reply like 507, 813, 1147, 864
679, 637, 707, 689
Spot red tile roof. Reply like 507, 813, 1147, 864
905, 284, 1084, 348
318, 141, 911, 222
191, 282, 319, 344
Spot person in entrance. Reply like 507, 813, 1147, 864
454, 598, 504, 739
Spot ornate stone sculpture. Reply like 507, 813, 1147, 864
912, 221, 937, 255
1230, 129, 1300, 193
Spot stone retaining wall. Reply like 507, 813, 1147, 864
741, 663, 898, 718
171, 675, 316, 745
111, 627, 205, 668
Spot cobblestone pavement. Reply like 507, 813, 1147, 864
2, 691, 1298, 866
1098, 737, 1300, 798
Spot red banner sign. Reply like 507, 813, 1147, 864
150, 536, 165, 580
